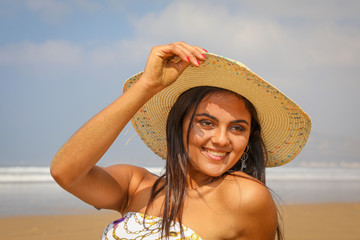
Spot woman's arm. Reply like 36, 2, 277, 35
50, 42, 206, 212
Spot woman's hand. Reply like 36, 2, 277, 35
140, 42, 207, 92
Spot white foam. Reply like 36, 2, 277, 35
0, 167, 50, 182
0, 166, 359, 183
0, 166, 165, 183
266, 167, 360, 181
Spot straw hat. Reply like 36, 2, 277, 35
123, 53, 311, 167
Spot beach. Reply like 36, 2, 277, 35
280, 203, 360, 240
1, 167, 360, 239
1, 203, 360, 240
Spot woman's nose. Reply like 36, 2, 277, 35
211, 127, 230, 146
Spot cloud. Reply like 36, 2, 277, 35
128, 0, 360, 69
1, 0, 359, 91
0, 39, 154, 73
0, 40, 83, 67
244, 0, 360, 21
1, 0, 359, 98
2, 0, 360, 68
3, 0, 359, 70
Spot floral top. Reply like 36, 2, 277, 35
100, 212, 202, 240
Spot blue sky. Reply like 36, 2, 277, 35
1, 0, 359, 167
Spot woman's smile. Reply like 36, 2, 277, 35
202, 147, 228, 161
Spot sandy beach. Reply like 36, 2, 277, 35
279, 203, 360, 240
1, 203, 359, 240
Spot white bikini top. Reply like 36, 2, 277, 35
100, 212, 202, 240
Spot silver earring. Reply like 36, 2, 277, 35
240, 145, 250, 172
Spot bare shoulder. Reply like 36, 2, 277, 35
220, 172, 278, 239
221, 172, 271, 198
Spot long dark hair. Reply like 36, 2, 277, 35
145, 86, 282, 239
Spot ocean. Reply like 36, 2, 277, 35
1, 166, 360, 217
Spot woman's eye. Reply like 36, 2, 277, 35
199, 120, 214, 127
230, 125, 245, 132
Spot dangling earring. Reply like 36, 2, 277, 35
240, 145, 250, 172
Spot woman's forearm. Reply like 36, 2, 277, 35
50, 79, 159, 187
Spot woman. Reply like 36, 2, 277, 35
51, 42, 311, 239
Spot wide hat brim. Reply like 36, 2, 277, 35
123, 53, 311, 167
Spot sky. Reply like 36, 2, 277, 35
0, 0, 359, 167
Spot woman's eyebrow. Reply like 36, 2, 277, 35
195, 113, 250, 126
231, 119, 250, 126
195, 113, 217, 121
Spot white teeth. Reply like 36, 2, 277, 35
207, 149, 226, 157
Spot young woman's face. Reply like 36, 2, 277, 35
183, 91, 252, 179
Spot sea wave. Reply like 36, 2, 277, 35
0, 166, 165, 183
266, 167, 360, 181
0, 167, 52, 182
0, 166, 359, 183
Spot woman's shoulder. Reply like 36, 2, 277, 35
221, 171, 266, 190
217, 172, 278, 238
219, 171, 276, 212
